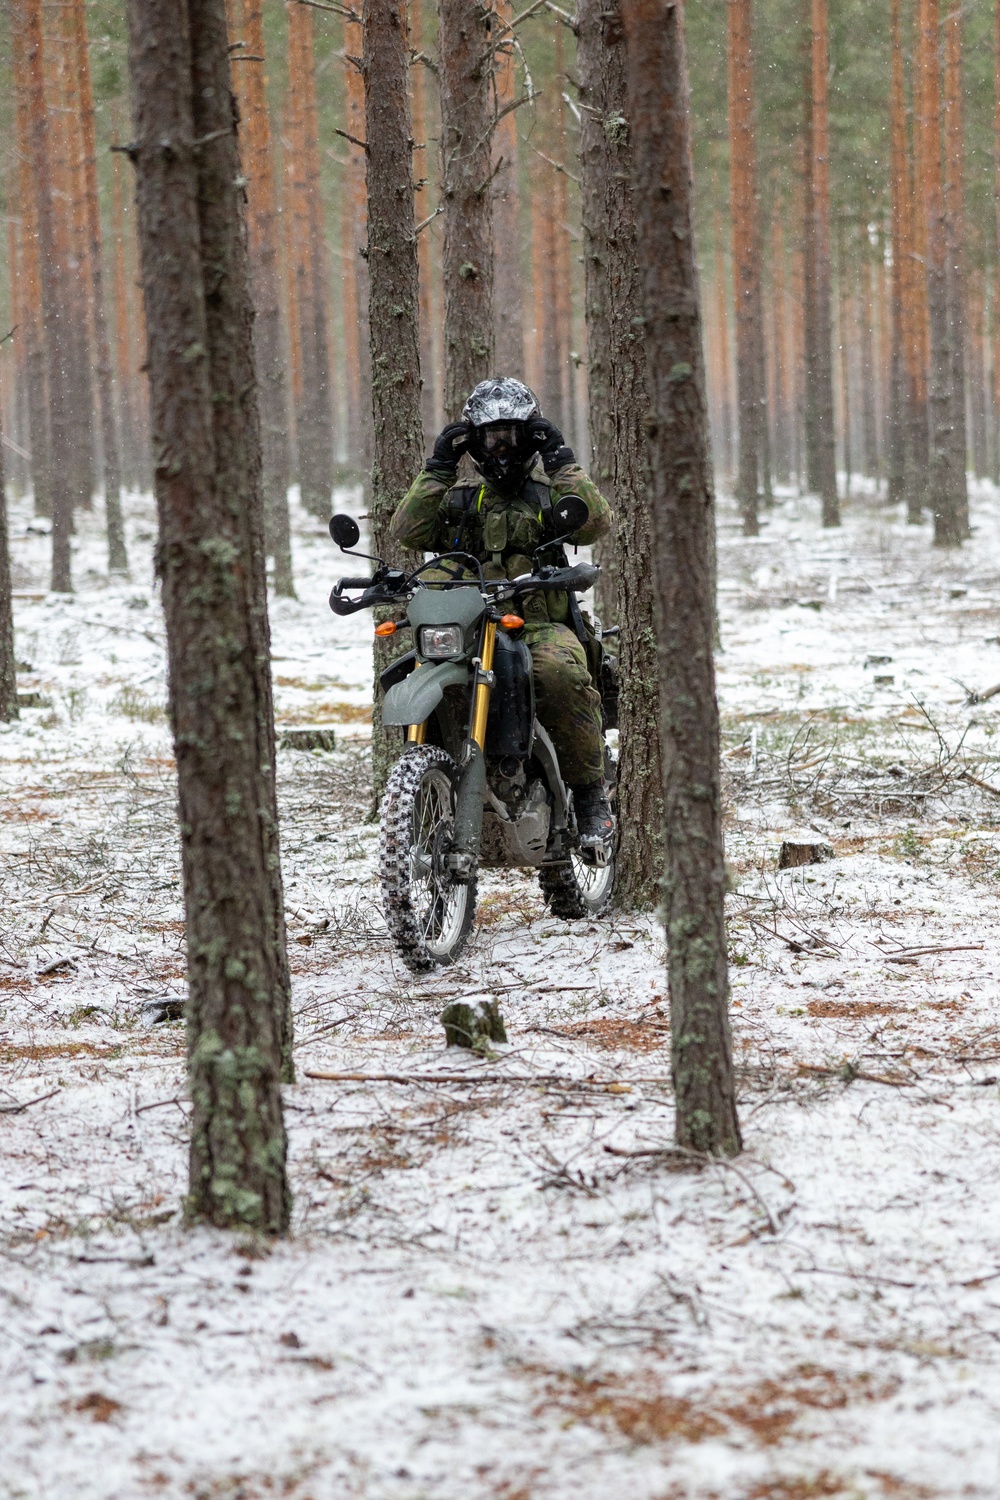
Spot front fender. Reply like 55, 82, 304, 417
381, 660, 469, 726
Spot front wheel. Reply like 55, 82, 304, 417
379, 745, 476, 973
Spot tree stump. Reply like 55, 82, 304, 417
778, 840, 833, 869
441, 999, 507, 1051
280, 727, 337, 752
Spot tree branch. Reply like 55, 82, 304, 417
335, 127, 368, 153
297, 0, 360, 18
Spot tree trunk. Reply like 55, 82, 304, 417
410, 1, 439, 444
727, 0, 762, 535
858, 251, 880, 482
771, 213, 792, 485
20, 0, 75, 591
127, 0, 291, 1234
621, 0, 741, 1157
438, 0, 495, 416
50, 0, 97, 515
12, 4, 52, 520
578, 0, 662, 912
111, 149, 141, 494
0, 424, 19, 724
228, 0, 295, 595
492, 0, 525, 377
73, 0, 129, 576
362, 0, 425, 807
918, 0, 961, 549
345, 18, 374, 476
888, 0, 908, 509
943, 1, 968, 537
285, 0, 335, 517
713, 226, 734, 481
806, 0, 839, 525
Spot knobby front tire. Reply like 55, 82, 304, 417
379, 744, 477, 973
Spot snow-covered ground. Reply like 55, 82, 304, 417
4, 480, 1000, 1498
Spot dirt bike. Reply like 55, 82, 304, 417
328, 495, 619, 974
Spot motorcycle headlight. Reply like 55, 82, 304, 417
419, 625, 464, 660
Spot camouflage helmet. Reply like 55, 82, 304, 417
462, 378, 541, 489
462, 377, 540, 427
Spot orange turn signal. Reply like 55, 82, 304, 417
500, 614, 525, 630
374, 620, 397, 637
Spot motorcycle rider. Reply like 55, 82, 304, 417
390, 377, 615, 847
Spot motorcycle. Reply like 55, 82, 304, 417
328, 495, 619, 974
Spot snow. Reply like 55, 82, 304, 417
3, 480, 1000, 1498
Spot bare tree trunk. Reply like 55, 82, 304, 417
806, 0, 839, 525
888, 0, 908, 509
0, 425, 19, 723
410, 0, 438, 444
228, 0, 295, 595
578, 0, 662, 912
73, 0, 129, 575
438, 0, 495, 416
727, 0, 762, 535
285, 1, 335, 518
50, 0, 96, 515
492, 0, 525, 377
918, 0, 961, 548
943, 1, 968, 537
127, 0, 291, 1233
12, 4, 52, 520
362, 0, 425, 807
858, 251, 879, 482
345, 19, 374, 475
621, 0, 741, 1157
20, 0, 75, 591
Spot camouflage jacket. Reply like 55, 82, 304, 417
389, 459, 612, 626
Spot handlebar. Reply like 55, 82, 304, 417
329, 560, 600, 617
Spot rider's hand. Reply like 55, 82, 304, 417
426, 421, 471, 474
527, 416, 575, 475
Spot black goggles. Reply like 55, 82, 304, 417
475, 423, 529, 455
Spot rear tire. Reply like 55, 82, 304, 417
539, 849, 615, 918
379, 745, 476, 973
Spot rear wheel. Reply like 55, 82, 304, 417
539, 848, 615, 918
379, 745, 476, 973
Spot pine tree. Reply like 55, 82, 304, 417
728, 0, 763, 535
362, 0, 425, 805
578, 0, 662, 912
438, 0, 495, 414
285, 0, 336, 518
228, 0, 295, 595
805, 0, 839, 526
943, 1, 968, 537
492, 0, 525, 377
73, 0, 129, 576
20, 0, 76, 591
0, 420, 19, 724
127, 0, 291, 1233
621, 0, 741, 1157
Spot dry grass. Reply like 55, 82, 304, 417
562, 1015, 670, 1053
539, 1363, 896, 1453
275, 700, 372, 726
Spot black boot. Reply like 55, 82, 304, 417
572, 782, 614, 846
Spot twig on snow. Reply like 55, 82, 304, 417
0, 1088, 60, 1114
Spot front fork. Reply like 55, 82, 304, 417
406, 620, 498, 881
406, 619, 498, 753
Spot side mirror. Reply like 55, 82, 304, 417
329, 513, 361, 551
551, 494, 588, 536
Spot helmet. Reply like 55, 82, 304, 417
462, 377, 541, 489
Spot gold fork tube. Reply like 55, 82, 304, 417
407, 721, 427, 744
469, 621, 497, 750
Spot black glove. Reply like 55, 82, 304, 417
528, 416, 575, 475
426, 421, 471, 475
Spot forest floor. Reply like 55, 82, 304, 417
3, 480, 1000, 1499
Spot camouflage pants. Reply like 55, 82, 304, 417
524, 622, 605, 786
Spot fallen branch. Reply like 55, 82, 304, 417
960, 772, 1000, 799
304, 1068, 643, 1091
796, 1062, 914, 1088
134, 1096, 188, 1115
878, 944, 984, 964
0, 1088, 60, 1114
36, 956, 77, 978
965, 682, 1000, 707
